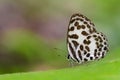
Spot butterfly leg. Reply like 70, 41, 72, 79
67, 54, 75, 67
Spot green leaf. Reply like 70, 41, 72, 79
0, 48, 120, 80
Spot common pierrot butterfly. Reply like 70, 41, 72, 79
67, 13, 109, 63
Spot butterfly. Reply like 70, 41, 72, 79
67, 13, 109, 63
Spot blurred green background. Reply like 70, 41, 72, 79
0, 0, 120, 74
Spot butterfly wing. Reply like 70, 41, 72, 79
67, 13, 108, 63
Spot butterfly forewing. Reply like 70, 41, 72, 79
67, 13, 109, 63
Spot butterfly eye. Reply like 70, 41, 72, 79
67, 13, 109, 63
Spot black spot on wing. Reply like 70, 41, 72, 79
72, 40, 79, 49
69, 43, 79, 62
68, 34, 79, 39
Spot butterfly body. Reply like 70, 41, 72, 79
67, 13, 109, 63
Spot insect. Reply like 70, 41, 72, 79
67, 13, 109, 63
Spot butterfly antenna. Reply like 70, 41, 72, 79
53, 48, 67, 57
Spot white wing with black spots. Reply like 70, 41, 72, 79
67, 13, 109, 63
